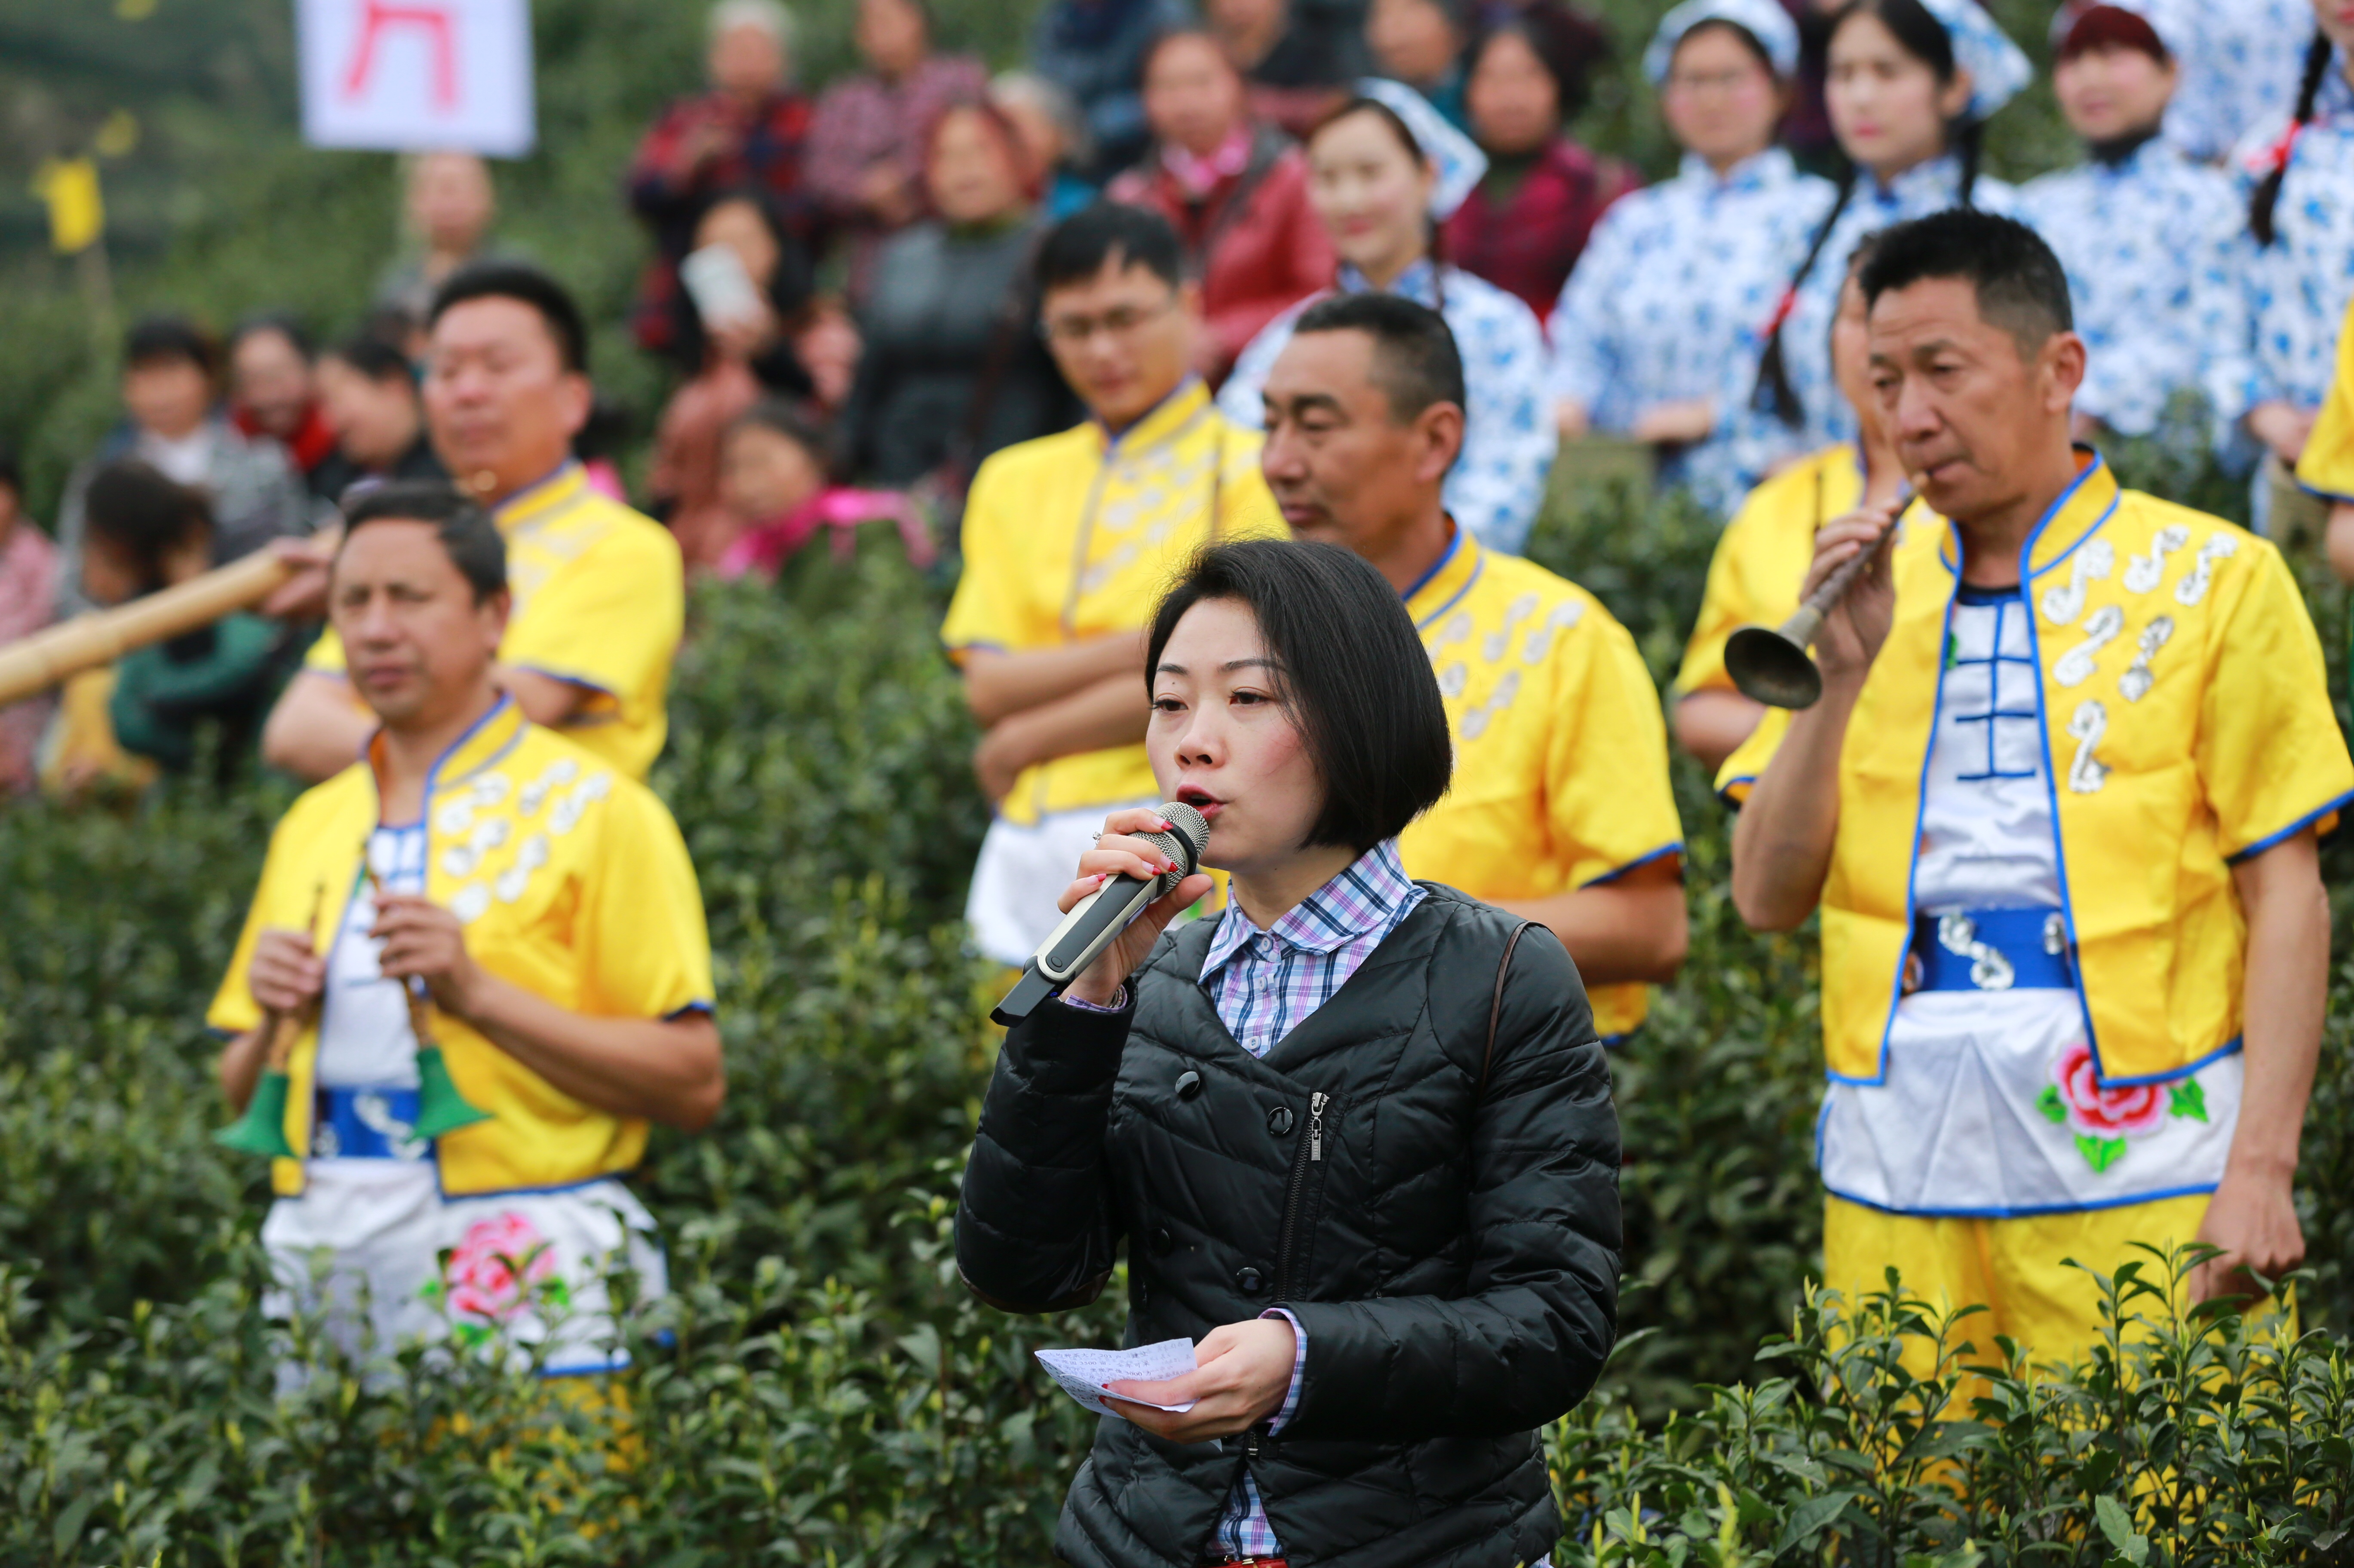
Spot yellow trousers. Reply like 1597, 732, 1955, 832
1822, 1191, 2229, 1374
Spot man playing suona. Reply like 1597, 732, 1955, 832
212, 483, 721, 1374
264, 264, 686, 784
1725, 209, 2348, 1357
1260, 293, 1687, 1043
942, 202, 1283, 971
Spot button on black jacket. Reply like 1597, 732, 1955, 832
956, 885, 1622, 1568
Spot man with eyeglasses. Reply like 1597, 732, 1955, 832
942, 201, 1283, 971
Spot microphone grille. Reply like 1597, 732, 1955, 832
1156, 801, 1210, 869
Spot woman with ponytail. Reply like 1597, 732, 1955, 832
1719, 0, 2030, 491
1218, 83, 1557, 554
2221, 5, 2354, 533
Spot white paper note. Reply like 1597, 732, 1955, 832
1035, 1338, 1200, 1418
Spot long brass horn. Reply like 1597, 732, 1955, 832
1723, 518, 1897, 711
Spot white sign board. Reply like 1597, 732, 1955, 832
296, 0, 536, 158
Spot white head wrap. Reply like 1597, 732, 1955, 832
1643, 0, 1802, 84
1350, 77, 1489, 220
1912, 0, 2033, 120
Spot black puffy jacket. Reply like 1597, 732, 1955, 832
956, 885, 1622, 1568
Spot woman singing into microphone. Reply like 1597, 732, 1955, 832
955, 538, 1621, 1568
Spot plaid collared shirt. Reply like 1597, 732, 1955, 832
1200, 840, 1423, 1561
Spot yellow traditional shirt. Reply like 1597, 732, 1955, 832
940, 380, 1284, 826
305, 464, 684, 780
1718, 453, 2354, 1085
208, 698, 715, 1199
1674, 444, 1940, 699
2296, 291, 2354, 502
1395, 530, 1684, 1041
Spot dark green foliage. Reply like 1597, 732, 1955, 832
1552, 1250, 2354, 1565
0, 505, 2349, 1560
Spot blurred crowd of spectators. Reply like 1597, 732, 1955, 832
3, 0, 2350, 796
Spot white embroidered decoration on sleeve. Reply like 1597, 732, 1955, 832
1520, 599, 1585, 664
2118, 616, 2174, 702
1481, 594, 1542, 662
1436, 662, 1468, 699
451, 884, 493, 924
2052, 603, 2125, 688
1459, 668, 1522, 740
2039, 539, 2115, 625
2122, 524, 2189, 594
2065, 699, 2110, 794
2172, 532, 2240, 607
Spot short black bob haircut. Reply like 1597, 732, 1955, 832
1859, 208, 2074, 356
1036, 201, 1185, 297
338, 481, 508, 603
1293, 292, 1467, 424
1146, 539, 1451, 854
428, 262, 590, 376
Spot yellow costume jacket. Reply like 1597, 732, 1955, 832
1396, 530, 1684, 1041
941, 380, 1283, 825
209, 698, 715, 1197
306, 464, 685, 779
2297, 291, 2354, 503
1719, 454, 2352, 1086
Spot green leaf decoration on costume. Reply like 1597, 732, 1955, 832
2169, 1079, 2209, 1123
1944, 632, 1959, 670
2076, 1133, 2128, 1173
417, 1277, 445, 1303
544, 1276, 573, 1309
2037, 1084, 2068, 1125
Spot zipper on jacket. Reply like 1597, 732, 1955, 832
1271, 1091, 1328, 1302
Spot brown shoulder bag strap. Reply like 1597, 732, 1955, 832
1480, 922, 1533, 1094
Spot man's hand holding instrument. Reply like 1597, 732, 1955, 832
1725, 489, 1913, 710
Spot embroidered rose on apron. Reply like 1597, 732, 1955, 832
2036, 1039, 2208, 1173
430, 1211, 566, 1338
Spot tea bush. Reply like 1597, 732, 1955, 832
2, 490, 2351, 1561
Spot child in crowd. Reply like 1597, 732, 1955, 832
712, 401, 933, 581
2220, 0, 2354, 536
67, 460, 293, 780
2021, 1, 2244, 456
1724, 0, 2031, 490
0, 449, 56, 797
1549, 0, 1830, 514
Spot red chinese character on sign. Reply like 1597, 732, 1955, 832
342, 0, 460, 109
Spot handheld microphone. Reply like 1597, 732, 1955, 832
991, 802, 1211, 1025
